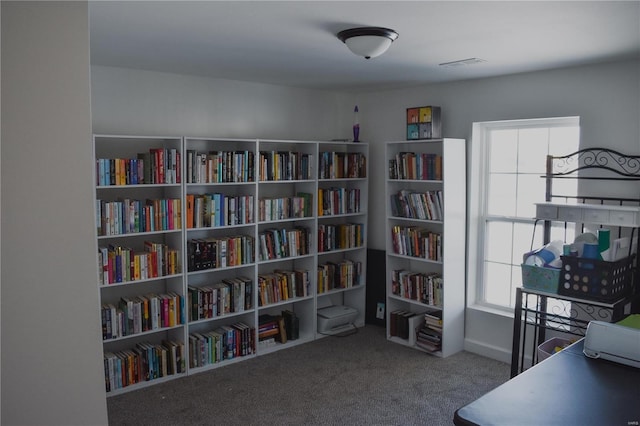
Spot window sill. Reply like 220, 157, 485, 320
467, 303, 514, 319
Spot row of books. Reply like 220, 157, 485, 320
416, 326, 442, 352
97, 198, 182, 236
258, 150, 313, 181
317, 260, 362, 294
257, 269, 310, 306
388, 152, 442, 180
390, 269, 443, 307
318, 187, 361, 216
390, 225, 442, 261
258, 311, 288, 346
318, 151, 367, 179
188, 322, 255, 369
416, 308, 443, 352
98, 242, 180, 285
104, 340, 185, 392
390, 189, 443, 221
258, 193, 313, 222
389, 310, 420, 340
258, 227, 311, 261
101, 292, 184, 340
423, 308, 443, 331
97, 148, 182, 187
317, 223, 364, 252
258, 313, 299, 344
186, 150, 255, 183
187, 235, 255, 271
186, 193, 254, 228
187, 277, 253, 321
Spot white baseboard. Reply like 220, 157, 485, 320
463, 338, 532, 366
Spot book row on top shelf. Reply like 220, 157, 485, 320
94, 135, 368, 395
96, 147, 181, 186
385, 138, 466, 359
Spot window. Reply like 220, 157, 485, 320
468, 117, 580, 311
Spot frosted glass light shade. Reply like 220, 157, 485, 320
344, 36, 392, 59
337, 27, 399, 59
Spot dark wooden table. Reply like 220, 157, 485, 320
455, 339, 640, 426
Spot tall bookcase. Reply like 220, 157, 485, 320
94, 135, 187, 393
94, 135, 368, 395
255, 139, 318, 353
315, 141, 368, 330
385, 138, 465, 358
183, 137, 259, 372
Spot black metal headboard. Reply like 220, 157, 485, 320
546, 148, 640, 205
546, 148, 640, 181
543, 146, 640, 249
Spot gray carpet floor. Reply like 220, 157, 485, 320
107, 325, 509, 426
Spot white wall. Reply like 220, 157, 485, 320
357, 59, 640, 249
356, 58, 640, 361
91, 65, 355, 140
91, 60, 639, 363
1, 2, 109, 425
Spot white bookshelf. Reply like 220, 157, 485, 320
385, 138, 466, 357
94, 135, 368, 394
183, 137, 259, 374
315, 141, 369, 334
94, 134, 187, 395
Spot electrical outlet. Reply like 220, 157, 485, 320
376, 302, 385, 319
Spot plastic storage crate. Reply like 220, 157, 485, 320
558, 254, 635, 302
537, 337, 573, 362
521, 264, 561, 294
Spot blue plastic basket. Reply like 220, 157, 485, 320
521, 264, 561, 294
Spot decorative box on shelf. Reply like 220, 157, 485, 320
406, 106, 441, 140
521, 264, 561, 294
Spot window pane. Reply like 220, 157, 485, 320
489, 129, 518, 173
550, 178, 579, 200
511, 266, 522, 307
485, 221, 513, 264
549, 127, 580, 156
487, 174, 517, 216
516, 173, 546, 217
517, 128, 549, 173
473, 117, 580, 311
484, 261, 513, 306
548, 223, 577, 245
514, 222, 542, 262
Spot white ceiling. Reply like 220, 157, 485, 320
89, 1, 640, 92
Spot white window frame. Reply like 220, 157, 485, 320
467, 116, 580, 315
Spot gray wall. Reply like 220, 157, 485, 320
91, 65, 355, 140
356, 59, 640, 360
358, 59, 640, 250
92, 59, 640, 363
1, 2, 108, 425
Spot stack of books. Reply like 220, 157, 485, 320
416, 309, 443, 352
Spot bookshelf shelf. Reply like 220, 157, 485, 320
102, 323, 185, 342
385, 138, 466, 358
105, 373, 188, 397
95, 135, 368, 395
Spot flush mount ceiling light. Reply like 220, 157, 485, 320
337, 27, 399, 59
